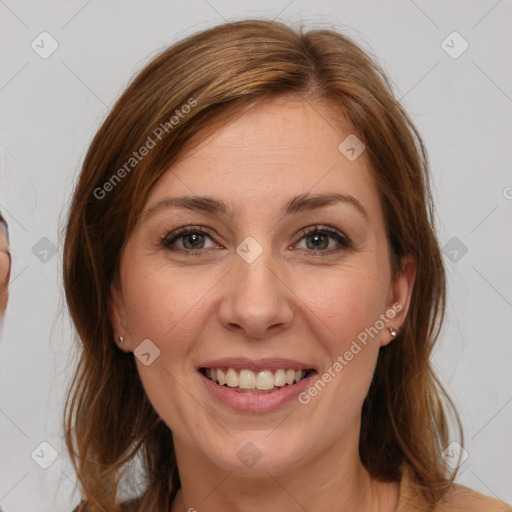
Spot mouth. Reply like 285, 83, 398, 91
197, 357, 318, 412
199, 367, 315, 394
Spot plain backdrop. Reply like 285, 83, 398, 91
1, 1, 511, 510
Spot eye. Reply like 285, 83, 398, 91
161, 226, 219, 254
160, 224, 352, 256
294, 225, 352, 254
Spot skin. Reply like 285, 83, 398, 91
110, 96, 416, 512
0, 224, 10, 318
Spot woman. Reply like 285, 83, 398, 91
64, 19, 510, 511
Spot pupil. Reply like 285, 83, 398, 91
308, 233, 327, 250
185, 233, 203, 249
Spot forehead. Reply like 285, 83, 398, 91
144, 97, 382, 222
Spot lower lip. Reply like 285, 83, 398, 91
199, 371, 317, 413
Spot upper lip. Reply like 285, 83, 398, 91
198, 357, 315, 373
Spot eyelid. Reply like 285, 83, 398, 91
293, 224, 353, 250
161, 223, 352, 255
161, 225, 219, 249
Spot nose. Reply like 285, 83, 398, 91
217, 246, 295, 340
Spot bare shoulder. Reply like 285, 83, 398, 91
396, 463, 511, 512
434, 483, 511, 512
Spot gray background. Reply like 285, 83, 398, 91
0, 0, 511, 510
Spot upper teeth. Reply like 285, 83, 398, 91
204, 368, 307, 390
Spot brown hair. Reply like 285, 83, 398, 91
63, 19, 462, 511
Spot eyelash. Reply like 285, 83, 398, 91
160, 225, 353, 256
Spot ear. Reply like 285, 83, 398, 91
380, 254, 416, 347
109, 280, 130, 351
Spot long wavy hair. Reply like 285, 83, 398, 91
63, 19, 462, 511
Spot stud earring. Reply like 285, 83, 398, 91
119, 336, 124, 344
389, 327, 399, 337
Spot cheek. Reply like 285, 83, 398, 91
123, 262, 203, 340
122, 262, 210, 423
295, 267, 389, 350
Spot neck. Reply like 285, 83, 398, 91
171, 428, 398, 512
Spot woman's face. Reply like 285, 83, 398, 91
110, 96, 415, 475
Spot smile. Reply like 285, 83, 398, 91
200, 367, 313, 393
197, 357, 317, 412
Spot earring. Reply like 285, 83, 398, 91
119, 336, 124, 344
389, 327, 399, 337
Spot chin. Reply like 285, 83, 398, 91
200, 432, 308, 476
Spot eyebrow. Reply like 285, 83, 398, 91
142, 192, 369, 222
